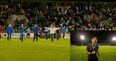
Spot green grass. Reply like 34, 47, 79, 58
0, 38, 70, 61
71, 46, 116, 61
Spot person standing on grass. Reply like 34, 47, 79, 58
39, 26, 43, 38
61, 26, 67, 38
0, 32, 2, 38
26, 27, 31, 38
44, 27, 49, 40
56, 26, 61, 40
6, 24, 13, 40
32, 24, 39, 41
86, 37, 99, 61
19, 24, 25, 42
45, 25, 60, 42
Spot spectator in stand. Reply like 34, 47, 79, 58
0, 1, 116, 32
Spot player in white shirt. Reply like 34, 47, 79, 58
45, 25, 60, 42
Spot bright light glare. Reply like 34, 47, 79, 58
112, 36, 116, 41
80, 35, 85, 40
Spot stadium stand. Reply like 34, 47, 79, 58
0, 0, 116, 33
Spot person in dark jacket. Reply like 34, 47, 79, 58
86, 37, 99, 61
26, 27, 31, 38
56, 29, 61, 40
6, 24, 13, 40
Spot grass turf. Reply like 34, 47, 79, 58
0, 38, 70, 61
71, 46, 116, 61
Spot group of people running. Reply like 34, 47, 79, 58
5, 24, 67, 42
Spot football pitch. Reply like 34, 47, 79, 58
71, 46, 116, 61
0, 38, 70, 61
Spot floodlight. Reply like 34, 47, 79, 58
80, 35, 85, 40
112, 36, 116, 41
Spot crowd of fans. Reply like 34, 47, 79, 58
0, 1, 116, 33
